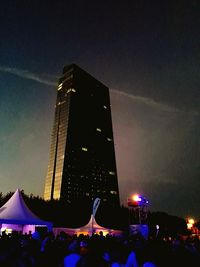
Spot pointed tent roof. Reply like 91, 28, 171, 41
53, 214, 123, 237
80, 214, 109, 232
78, 198, 111, 234
0, 189, 52, 228
53, 197, 122, 236
68, 214, 116, 235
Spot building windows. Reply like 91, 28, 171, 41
67, 88, 76, 93
44, 64, 119, 205
57, 101, 66, 106
110, 190, 118, 195
55, 172, 63, 176
58, 83, 63, 91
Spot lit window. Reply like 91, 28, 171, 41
58, 83, 63, 91
110, 190, 117, 195
57, 101, 65, 106
67, 88, 76, 93
107, 138, 112, 141
109, 171, 115, 175
67, 88, 72, 93
55, 172, 62, 176
96, 128, 102, 132
82, 147, 88, 152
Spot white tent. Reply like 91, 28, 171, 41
53, 198, 122, 236
0, 189, 52, 234
53, 214, 122, 237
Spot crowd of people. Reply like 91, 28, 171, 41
0, 229, 200, 267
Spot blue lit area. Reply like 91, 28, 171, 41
128, 194, 149, 207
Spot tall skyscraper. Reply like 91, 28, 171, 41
44, 64, 120, 207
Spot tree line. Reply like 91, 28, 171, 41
0, 191, 191, 237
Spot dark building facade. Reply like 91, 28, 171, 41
44, 64, 120, 207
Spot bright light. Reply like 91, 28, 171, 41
128, 194, 149, 207
188, 218, 195, 225
5, 228, 12, 234
187, 218, 195, 229
187, 223, 193, 229
132, 194, 142, 202
0, 227, 12, 235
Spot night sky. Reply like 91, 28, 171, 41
0, 1, 200, 219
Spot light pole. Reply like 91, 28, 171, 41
127, 194, 149, 224
127, 194, 149, 238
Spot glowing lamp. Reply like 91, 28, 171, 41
132, 194, 142, 202
5, 228, 12, 234
187, 218, 195, 229
188, 218, 194, 225
187, 223, 193, 229
128, 194, 149, 207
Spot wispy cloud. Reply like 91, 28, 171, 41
0, 65, 57, 86
0, 65, 198, 116
111, 89, 199, 116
